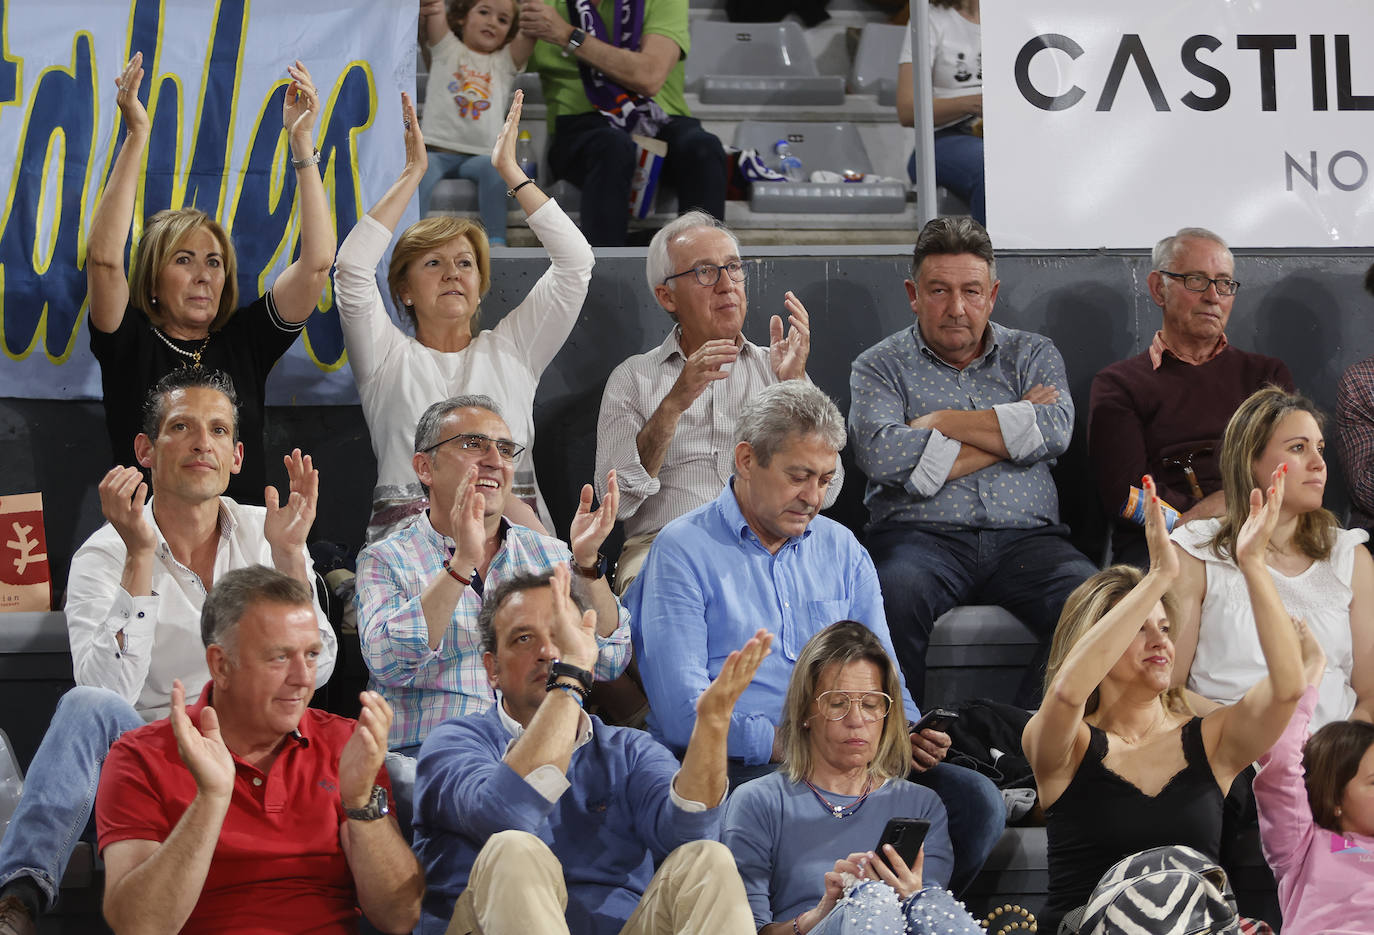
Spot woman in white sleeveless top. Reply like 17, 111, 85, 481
1170, 387, 1374, 728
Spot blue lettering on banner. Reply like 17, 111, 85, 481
0, 0, 375, 371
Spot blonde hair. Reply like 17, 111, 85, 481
779, 622, 911, 784
1208, 386, 1337, 563
1044, 565, 1190, 716
386, 216, 492, 331
129, 208, 238, 331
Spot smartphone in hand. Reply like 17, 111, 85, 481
874, 817, 930, 874
911, 708, 959, 735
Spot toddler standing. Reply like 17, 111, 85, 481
419, 0, 533, 244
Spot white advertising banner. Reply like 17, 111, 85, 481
0, 0, 415, 401
983, 0, 1374, 249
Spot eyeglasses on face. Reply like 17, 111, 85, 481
1159, 270, 1241, 296
662, 259, 748, 288
814, 690, 893, 722
422, 432, 525, 461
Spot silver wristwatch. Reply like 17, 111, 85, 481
344, 785, 389, 821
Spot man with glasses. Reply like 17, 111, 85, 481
1089, 226, 1292, 567
354, 394, 631, 833
595, 210, 839, 593
627, 381, 1005, 894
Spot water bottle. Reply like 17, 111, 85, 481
774, 140, 804, 183
515, 130, 538, 183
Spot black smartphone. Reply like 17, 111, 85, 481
874, 817, 930, 872
911, 708, 959, 734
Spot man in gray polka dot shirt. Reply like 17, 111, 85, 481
848, 217, 1096, 708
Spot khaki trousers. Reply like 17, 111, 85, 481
445, 830, 754, 935
611, 532, 658, 596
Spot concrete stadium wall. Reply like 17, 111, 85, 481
4, 244, 1371, 597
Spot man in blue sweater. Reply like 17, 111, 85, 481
413, 564, 766, 935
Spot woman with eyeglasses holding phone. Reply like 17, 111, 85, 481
334, 90, 593, 542
722, 622, 982, 935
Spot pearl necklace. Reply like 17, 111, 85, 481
803, 777, 874, 819
151, 325, 211, 368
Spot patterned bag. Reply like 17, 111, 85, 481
1061, 845, 1239, 935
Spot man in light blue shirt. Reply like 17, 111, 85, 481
849, 216, 1097, 709
625, 380, 1003, 893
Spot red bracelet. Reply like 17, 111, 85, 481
442, 560, 471, 586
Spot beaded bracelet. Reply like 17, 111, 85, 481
792, 917, 802, 935
550, 682, 586, 706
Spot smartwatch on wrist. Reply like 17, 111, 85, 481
573, 552, 607, 581
562, 26, 586, 57
344, 785, 390, 821
546, 659, 594, 693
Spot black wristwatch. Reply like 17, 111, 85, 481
573, 552, 607, 581
562, 26, 586, 57
546, 659, 594, 693
344, 785, 390, 821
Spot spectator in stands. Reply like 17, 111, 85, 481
417, 0, 535, 241
413, 565, 763, 933
335, 91, 591, 542
1171, 387, 1374, 728
1025, 474, 1306, 934
87, 54, 334, 505
1090, 226, 1293, 568
1253, 622, 1374, 933
896, 1, 985, 225
96, 566, 422, 934
626, 380, 1004, 893
0, 370, 336, 935
848, 216, 1096, 709
1335, 261, 1374, 536
595, 211, 834, 592
722, 621, 983, 935
355, 394, 630, 826
517, 0, 727, 246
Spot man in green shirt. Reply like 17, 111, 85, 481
519, 0, 726, 246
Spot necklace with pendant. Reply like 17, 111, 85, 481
152, 326, 211, 368
803, 777, 874, 819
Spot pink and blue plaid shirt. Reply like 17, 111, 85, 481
356, 513, 631, 749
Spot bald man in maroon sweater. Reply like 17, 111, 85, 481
1089, 227, 1293, 568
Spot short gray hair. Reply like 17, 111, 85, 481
645, 210, 741, 299
910, 215, 996, 283
1151, 227, 1231, 272
476, 569, 593, 656
413, 394, 504, 453
735, 381, 845, 465
200, 565, 313, 657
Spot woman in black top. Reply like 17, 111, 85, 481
85, 52, 334, 503
1023, 473, 1307, 932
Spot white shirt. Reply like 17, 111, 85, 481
899, 7, 982, 131
594, 327, 842, 541
64, 497, 338, 721
334, 201, 594, 540
1173, 518, 1367, 728
422, 33, 519, 156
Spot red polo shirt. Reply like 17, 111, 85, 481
96, 684, 390, 934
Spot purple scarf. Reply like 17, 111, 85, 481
567, 0, 669, 136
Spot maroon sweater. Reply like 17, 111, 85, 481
1088, 345, 1293, 523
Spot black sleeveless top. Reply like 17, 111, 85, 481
1041, 717, 1225, 933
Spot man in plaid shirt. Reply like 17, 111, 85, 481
355, 394, 631, 831
1337, 262, 1374, 535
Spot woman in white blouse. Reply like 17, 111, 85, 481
1170, 387, 1374, 728
334, 90, 593, 542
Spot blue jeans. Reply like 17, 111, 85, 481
384, 745, 422, 845
418, 150, 510, 243
0, 687, 144, 910
811, 880, 983, 935
867, 523, 1097, 709
905, 128, 985, 226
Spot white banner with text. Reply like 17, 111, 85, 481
983, 0, 1374, 248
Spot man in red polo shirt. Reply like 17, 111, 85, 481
94, 566, 423, 934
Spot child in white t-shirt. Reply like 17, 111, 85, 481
419, 0, 533, 244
